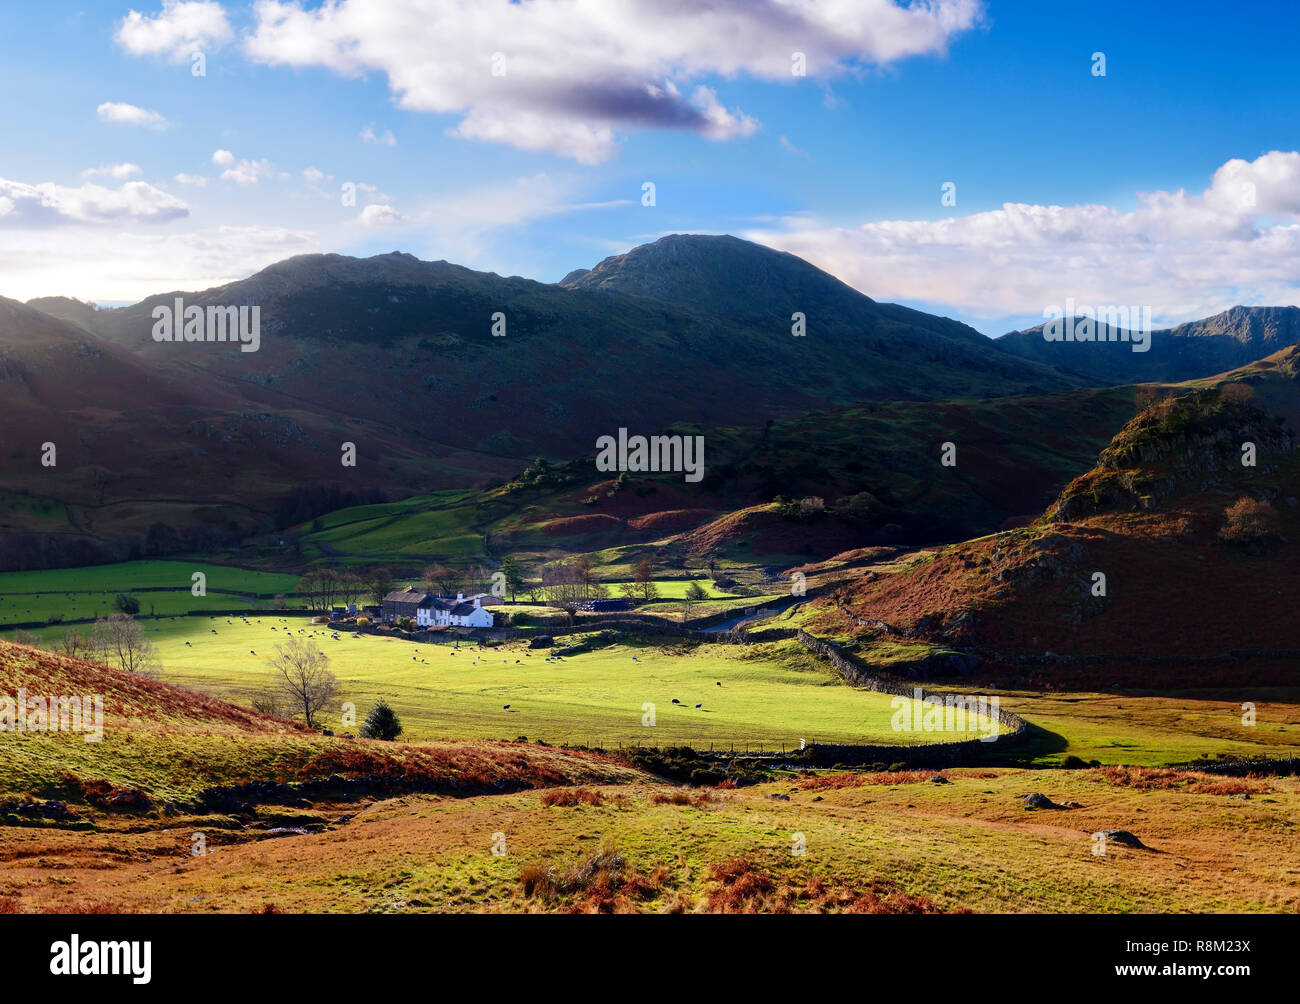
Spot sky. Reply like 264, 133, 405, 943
1, 0, 1299, 333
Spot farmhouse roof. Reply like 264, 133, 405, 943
383, 588, 429, 606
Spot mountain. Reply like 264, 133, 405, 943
804, 345, 1300, 686
11, 234, 1295, 573
995, 305, 1300, 385
23, 295, 99, 334
51, 236, 1076, 463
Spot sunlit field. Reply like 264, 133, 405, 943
138, 616, 998, 748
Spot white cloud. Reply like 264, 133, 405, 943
0, 177, 188, 227
355, 203, 403, 226
209, 149, 280, 186
82, 163, 144, 180
173, 172, 209, 186
302, 166, 328, 183
115, 0, 234, 62
744, 151, 1300, 327
238, 0, 982, 163
97, 101, 169, 129
221, 159, 275, 186
0, 224, 317, 303
360, 125, 397, 146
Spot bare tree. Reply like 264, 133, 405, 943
422, 564, 459, 597
90, 614, 161, 675
541, 564, 585, 626
268, 637, 337, 729
366, 566, 395, 607
55, 628, 91, 660
336, 571, 364, 608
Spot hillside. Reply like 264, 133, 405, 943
995, 305, 1300, 385
804, 347, 1300, 684
0, 640, 636, 809
0, 295, 517, 569
41, 236, 1076, 462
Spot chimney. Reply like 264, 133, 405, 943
457, 592, 464, 601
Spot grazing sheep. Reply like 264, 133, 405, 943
671, 699, 680, 705
250, 650, 256, 655
502, 704, 511, 710
695, 703, 702, 709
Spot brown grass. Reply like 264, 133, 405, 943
797, 770, 941, 791
540, 786, 604, 807
1099, 766, 1272, 795
518, 843, 668, 912
650, 789, 716, 807
704, 858, 952, 914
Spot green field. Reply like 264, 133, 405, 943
303, 490, 483, 559
119, 618, 994, 748
0, 561, 302, 626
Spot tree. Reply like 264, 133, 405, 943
422, 564, 459, 597
499, 555, 525, 601
297, 570, 327, 612
465, 563, 491, 596
145, 521, 181, 556
366, 566, 395, 606
114, 593, 141, 615
336, 572, 364, 608
684, 581, 710, 601
541, 564, 585, 625
55, 628, 90, 660
359, 699, 403, 741
268, 637, 337, 730
1219, 498, 1281, 545
90, 614, 160, 675
633, 560, 659, 602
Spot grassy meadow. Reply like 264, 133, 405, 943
138, 619, 984, 748
0, 561, 301, 626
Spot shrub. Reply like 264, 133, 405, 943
359, 698, 403, 741
1218, 497, 1281, 545
114, 593, 141, 615
356, 617, 371, 627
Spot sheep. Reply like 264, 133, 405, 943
694, 703, 702, 709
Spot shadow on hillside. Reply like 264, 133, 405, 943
987, 722, 1068, 765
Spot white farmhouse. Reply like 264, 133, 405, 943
413, 592, 493, 629
448, 593, 494, 628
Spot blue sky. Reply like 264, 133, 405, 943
1, 0, 1298, 333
